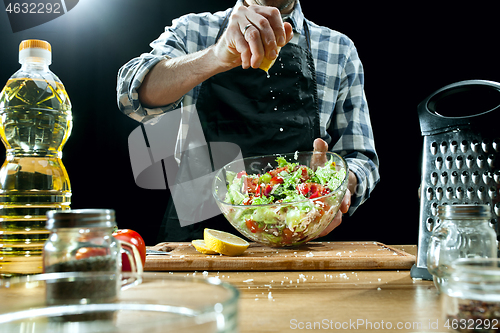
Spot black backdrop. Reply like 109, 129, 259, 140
1, 1, 498, 245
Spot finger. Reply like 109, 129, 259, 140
252, 5, 286, 47
283, 22, 294, 45
340, 189, 351, 214
225, 12, 251, 67
310, 138, 328, 170
316, 210, 343, 238
313, 138, 328, 152
244, 10, 277, 63
242, 25, 266, 68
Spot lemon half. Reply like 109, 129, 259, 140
192, 239, 218, 255
259, 47, 281, 74
204, 228, 249, 256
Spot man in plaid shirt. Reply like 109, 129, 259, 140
117, 0, 379, 241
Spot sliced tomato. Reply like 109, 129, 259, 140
296, 183, 309, 196
269, 166, 288, 177
282, 228, 294, 243
263, 184, 273, 196
245, 219, 264, 233
243, 177, 259, 194
236, 171, 247, 179
270, 176, 284, 185
242, 197, 253, 205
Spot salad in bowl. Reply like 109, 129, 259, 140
212, 151, 348, 247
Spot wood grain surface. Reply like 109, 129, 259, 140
145, 241, 416, 271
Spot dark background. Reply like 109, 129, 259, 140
1, 1, 498, 245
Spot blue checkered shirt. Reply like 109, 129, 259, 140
116, 0, 380, 213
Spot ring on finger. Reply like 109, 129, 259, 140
242, 23, 253, 36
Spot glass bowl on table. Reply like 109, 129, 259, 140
212, 151, 348, 248
0, 272, 239, 333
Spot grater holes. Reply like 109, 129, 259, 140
450, 140, 458, 154
455, 155, 464, 169
436, 187, 443, 200
495, 170, 500, 184
467, 187, 475, 200
483, 171, 491, 185
493, 138, 500, 152
466, 155, 475, 168
435, 156, 443, 169
440, 171, 448, 185
482, 139, 490, 154
495, 202, 500, 216
461, 140, 468, 153
461, 171, 470, 184
440, 141, 448, 154
478, 186, 486, 200
426, 187, 434, 200
487, 154, 496, 168
430, 142, 438, 155
426, 218, 434, 232
431, 202, 439, 216
431, 172, 438, 186
472, 171, 480, 184
445, 156, 454, 169
477, 155, 485, 169
446, 187, 454, 200
471, 139, 480, 153
489, 186, 497, 199
451, 171, 459, 184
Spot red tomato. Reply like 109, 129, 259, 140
113, 229, 146, 272
245, 219, 264, 233
270, 176, 284, 185
282, 228, 294, 243
243, 177, 259, 194
75, 247, 107, 260
236, 171, 247, 179
263, 184, 273, 196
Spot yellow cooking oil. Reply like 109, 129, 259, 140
0, 41, 73, 276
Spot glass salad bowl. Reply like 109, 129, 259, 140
213, 151, 348, 248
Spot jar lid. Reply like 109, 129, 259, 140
46, 209, 116, 229
437, 204, 492, 220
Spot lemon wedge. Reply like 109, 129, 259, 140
259, 47, 281, 74
204, 228, 249, 256
192, 239, 218, 255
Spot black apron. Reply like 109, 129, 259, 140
157, 14, 320, 242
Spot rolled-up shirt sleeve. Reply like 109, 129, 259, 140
116, 14, 199, 123
329, 44, 380, 214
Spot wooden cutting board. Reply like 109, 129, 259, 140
144, 241, 415, 271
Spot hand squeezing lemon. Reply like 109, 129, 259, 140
192, 228, 249, 256
259, 47, 281, 74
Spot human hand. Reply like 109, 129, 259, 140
310, 138, 352, 238
316, 189, 351, 238
214, 4, 294, 70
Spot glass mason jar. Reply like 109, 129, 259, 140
442, 258, 500, 333
427, 204, 497, 293
42, 209, 142, 306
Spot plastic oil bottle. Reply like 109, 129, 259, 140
0, 40, 72, 276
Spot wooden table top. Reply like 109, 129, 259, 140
146, 245, 448, 333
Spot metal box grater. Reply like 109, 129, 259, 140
411, 80, 500, 280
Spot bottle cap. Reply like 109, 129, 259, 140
18, 39, 52, 65
46, 209, 116, 229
